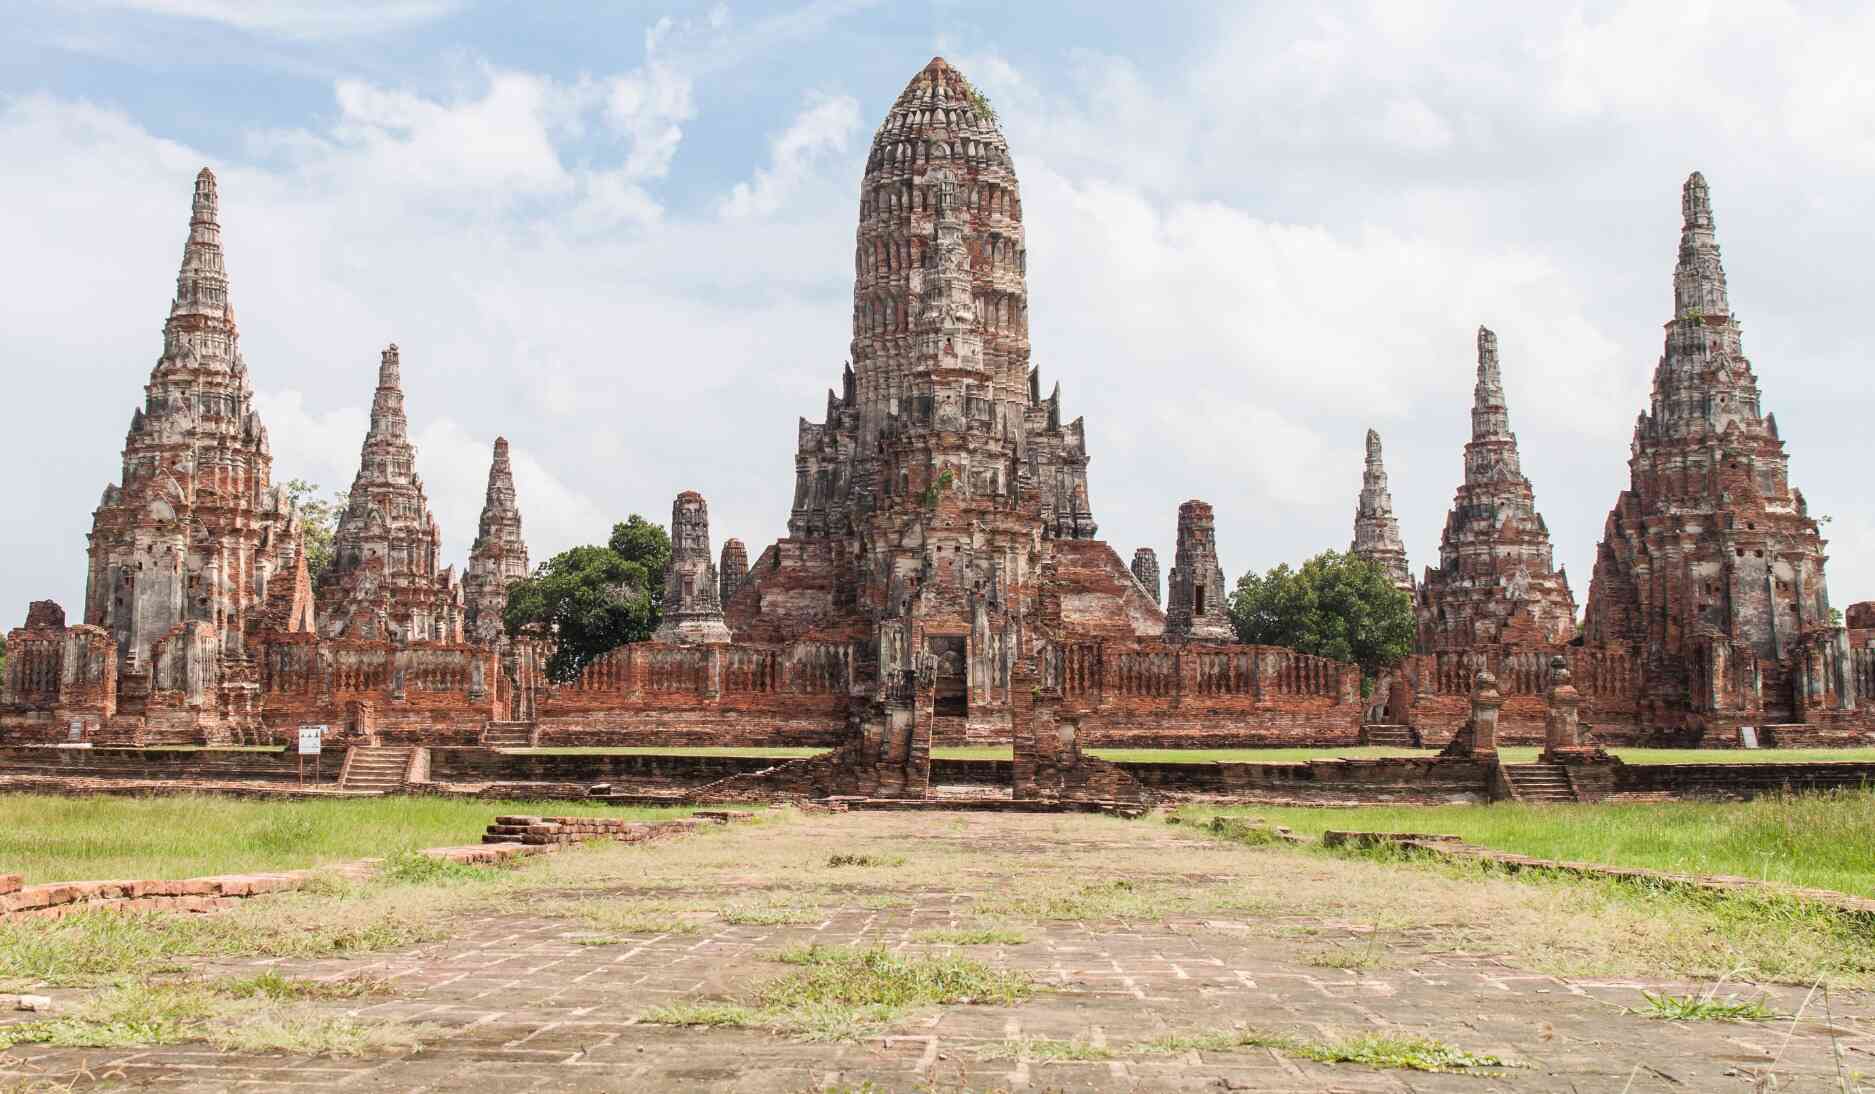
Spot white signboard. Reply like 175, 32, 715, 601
297, 725, 324, 755
1738, 725, 1759, 750
68, 719, 84, 741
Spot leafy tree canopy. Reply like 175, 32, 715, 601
283, 479, 347, 582
504, 515, 672, 682
1227, 549, 1414, 679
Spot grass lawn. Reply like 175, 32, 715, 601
0, 793, 730, 883
1180, 789, 1875, 896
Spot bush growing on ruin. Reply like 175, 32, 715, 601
1227, 550, 1413, 680
504, 515, 672, 681
282, 479, 346, 581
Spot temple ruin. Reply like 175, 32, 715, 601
1581, 173, 1862, 741
3, 66, 1871, 765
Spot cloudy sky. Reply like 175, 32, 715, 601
4, 0, 1872, 623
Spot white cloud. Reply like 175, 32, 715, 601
721, 94, 861, 218
4, 2, 1875, 627
92, 0, 458, 38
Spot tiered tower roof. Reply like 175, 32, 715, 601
1583, 173, 1830, 708
464, 437, 529, 645
1349, 429, 1412, 591
83, 168, 301, 664
1416, 328, 1576, 653
316, 345, 459, 641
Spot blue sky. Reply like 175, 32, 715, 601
4, 0, 1873, 624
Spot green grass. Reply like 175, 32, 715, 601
1135, 1028, 1507, 1071
0, 980, 438, 1055
911, 925, 1029, 945
0, 792, 727, 882
644, 946, 1032, 1040
1181, 789, 1875, 896
1635, 989, 1776, 1021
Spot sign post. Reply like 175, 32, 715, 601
297, 725, 324, 785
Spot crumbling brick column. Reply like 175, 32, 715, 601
1541, 655, 1581, 756
1440, 671, 1503, 758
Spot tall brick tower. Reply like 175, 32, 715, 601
317, 345, 461, 642
1164, 500, 1233, 644
1349, 428, 1412, 591
655, 491, 731, 645
726, 57, 1163, 729
1583, 173, 1831, 725
1416, 327, 1576, 654
463, 437, 529, 646
83, 168, 303, 668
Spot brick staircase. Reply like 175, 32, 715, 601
481, 721, 538, 749
1503, 763, 1577, 804
1359, 723, 1419, 747
339, 746, 411, 793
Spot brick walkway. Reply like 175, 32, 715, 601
3, 812, 1869, 1091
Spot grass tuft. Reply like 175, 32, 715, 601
720, 899, 823, 926
643, 946, 1032, 1041
824, 853, 905, 868
1635, 989, 1776, 1021
215, 970, 394, 1001
976, 1035, 1114, 1061
911, 925, 1029, 946
1134, 1026, 1507, 1071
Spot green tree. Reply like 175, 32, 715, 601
284, 479, 347, 581
504, 515, 672, 682
1227, 550, 1414, 680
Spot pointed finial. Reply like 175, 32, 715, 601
1682, 171, 1713, 231
379, 343, 400, 386
1365, 428, 1382, 459
192, 167, 218, 224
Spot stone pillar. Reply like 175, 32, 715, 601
653, 491, 732, 645
1441, 670, 1503, 758
1541, 655, 1581, 758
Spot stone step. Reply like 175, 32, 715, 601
1504, 763, 1577, 803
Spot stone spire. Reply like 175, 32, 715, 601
464, 437, 529, 646
1131, 548, 1161, 606
316, 344, 461, 642
171, 168, 234, 339
1164, 500, 1233, 643
1467, 327, 1518, 474
1674, 171, 1730, 320
1349, 428, 1412, 591
1417, 328, 1576, 653
1584, 173, 1830, 722
719, 538, 749, 607
83, 167, 301, 669
655, 491, 731, 644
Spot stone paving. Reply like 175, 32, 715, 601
3, 811, 1870, 1091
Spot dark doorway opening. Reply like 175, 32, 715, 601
930, 636, 968, 718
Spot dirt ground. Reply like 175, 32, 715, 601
3, 809, 1870, 1092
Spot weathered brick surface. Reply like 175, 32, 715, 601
1582, 174, 1861, 740
1416, 327, 1577, 657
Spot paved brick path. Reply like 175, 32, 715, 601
3, 812, 1869, 1091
